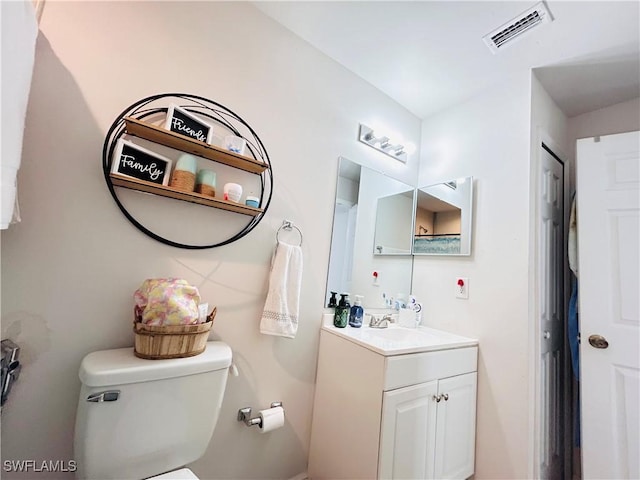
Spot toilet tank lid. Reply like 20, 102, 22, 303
79, 341, 232, 387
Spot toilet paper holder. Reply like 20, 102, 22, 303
237, 402, 283, 427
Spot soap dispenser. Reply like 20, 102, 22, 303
349, 295, 364, 328
327, 291, 338, 308
333, 293, 350, 328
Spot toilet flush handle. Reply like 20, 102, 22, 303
87, 390, 120, 402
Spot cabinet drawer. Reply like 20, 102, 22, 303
383, 346, 477, 391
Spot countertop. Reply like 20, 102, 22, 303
321, 313, 478, 356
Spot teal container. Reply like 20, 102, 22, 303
175, 153, 198, 174
196, 169, 217, 188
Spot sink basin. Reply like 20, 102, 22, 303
366, 327, 437, 342
321, 314, 478, 356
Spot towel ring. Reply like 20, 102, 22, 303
276, 220, 303, 246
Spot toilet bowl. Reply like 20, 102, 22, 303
74, 341, 232, 480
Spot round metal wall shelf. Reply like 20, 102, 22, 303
102, 93, 273, 249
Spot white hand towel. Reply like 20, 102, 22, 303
260, 241, 303, 338
1, 0, 38, 229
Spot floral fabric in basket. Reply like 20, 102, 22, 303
134, 278, 201, 326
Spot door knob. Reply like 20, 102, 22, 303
588, 334, 609, 349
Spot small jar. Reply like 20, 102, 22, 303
245, 195, 259, 208
195, 169, 216, 197
223, 183, 243, 203
170, 154, 197, 192
224, 135, 246, 155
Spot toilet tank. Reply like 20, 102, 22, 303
74, 341, 232, 480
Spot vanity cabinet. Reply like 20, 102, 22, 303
308, 324, 478, 480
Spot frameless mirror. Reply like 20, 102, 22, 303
326, 157, 414, 308
413, 176, 473, 255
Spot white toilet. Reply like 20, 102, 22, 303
74, 341, 232, 480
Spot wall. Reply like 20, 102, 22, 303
413, 71, 533, 479
434, 210, 460, 235
569, 96, 640, 145
415, 206, 434, 235
0, 2, 421, 479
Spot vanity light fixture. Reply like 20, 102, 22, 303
358, 124, 408, 163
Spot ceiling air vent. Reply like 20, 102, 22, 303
483, 2, 553, 54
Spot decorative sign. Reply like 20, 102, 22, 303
164, 104, 214, 144
111, 139, 172, 185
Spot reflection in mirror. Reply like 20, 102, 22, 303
414, 177, 473, 256
373, 187, 415, 255
326, 157, 414, 308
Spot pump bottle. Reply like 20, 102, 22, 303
349, 295, 364, 327
333, 293, 350, 328
327, 291, 338, 308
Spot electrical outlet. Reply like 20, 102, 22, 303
455, 277, 469, 299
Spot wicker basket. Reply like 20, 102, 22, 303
133, 307, 216, 360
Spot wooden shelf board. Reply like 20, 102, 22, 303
124, 117, 268, 175
110, 174, 263, 217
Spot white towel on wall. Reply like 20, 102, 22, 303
1, 0, 38, 229
260, 242, 303, 339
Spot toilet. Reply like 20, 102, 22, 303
74, 341, 232, 480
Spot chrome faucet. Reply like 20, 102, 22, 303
369, 315, 392, 328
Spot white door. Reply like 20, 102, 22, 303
577, 131, 640, 479
434, 372, 477, 480
379, 381, 438, 480
538, 146, 565, 479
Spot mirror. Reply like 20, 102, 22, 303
326, 157, 414, 308
413, 177, 473, 255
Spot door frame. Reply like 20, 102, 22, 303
528, 129, 572, 479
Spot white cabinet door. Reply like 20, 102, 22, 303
379, 381, 439, 480
379, 373, 477, 480
434, 372, 478, 480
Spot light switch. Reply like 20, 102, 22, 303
455, 277, 469, 299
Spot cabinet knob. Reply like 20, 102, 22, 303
442, 393, 449, 401
433, 395, 442, 403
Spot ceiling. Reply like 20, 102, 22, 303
254, 1, 640, 119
